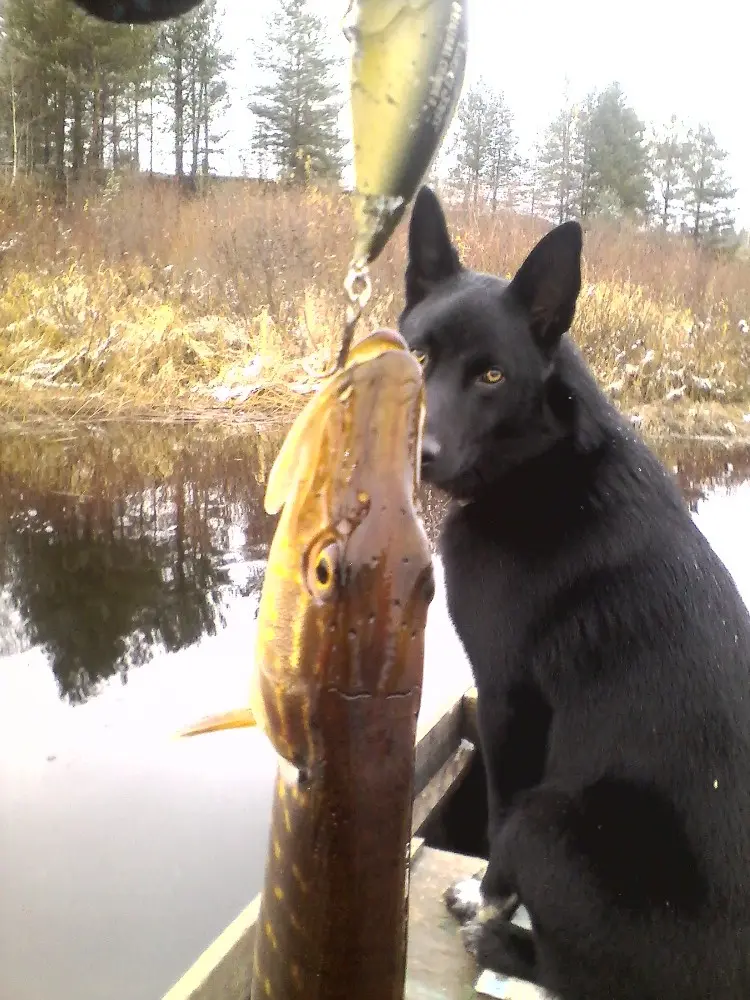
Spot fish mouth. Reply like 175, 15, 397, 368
332, 351, 432, 695
345, 347, 425, 477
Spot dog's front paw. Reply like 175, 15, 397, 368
444, 876, 485, 924
460, 904, 537, 982
460, 915, 486, 958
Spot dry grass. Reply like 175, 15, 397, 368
0, 173, 748, 433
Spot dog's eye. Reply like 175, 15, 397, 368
479, 368, 504, 385
411, 350, 428, 366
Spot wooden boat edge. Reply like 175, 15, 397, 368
160, 685, 479, 1000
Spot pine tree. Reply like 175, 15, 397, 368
538, 90, 578, 223
157, 1, 231, 181
138, 32, 164, 173
158, 15, 189, 178
649, 114, 687, 229
0, 15, 20, 178
186, 1, 233, 178
586, 82, 650, 217
451, 81, 492, 207
486, 90, 518, 212
517, 150, 542, 217
0, 0, 158, 179
682, 125, 736, 246
572, 91, 599, 220
451, 80, 518, 211
249, 0, 345, 185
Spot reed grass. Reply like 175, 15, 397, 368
1, 174, 748, 434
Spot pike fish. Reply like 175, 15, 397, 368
181, 328, 435, 1000
346, 0, 469, 270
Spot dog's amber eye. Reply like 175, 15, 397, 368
480, 368, 504, 385
411, 350, 427, 366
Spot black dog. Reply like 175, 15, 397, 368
399, 186, 750, 999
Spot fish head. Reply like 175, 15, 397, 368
323, 340, 435, 696
178, 329, 435, 769
252, 329, 434, 766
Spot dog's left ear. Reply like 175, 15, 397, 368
508, 221, 583, 353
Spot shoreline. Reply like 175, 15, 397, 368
621, 401, 750, 444
0, 386, 748, 445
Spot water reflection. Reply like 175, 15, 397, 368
668, 444, 750, 512
6, 496, 228, 702
0, 425, 748, 706
0, 425, 280, 703
0, 423, 748, 1000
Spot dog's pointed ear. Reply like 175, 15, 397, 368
509, 221, 583, 352
404, 187, 462, 309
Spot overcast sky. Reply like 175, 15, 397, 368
180, 0, 749, 227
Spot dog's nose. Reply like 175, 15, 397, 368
421, 434, 442, 468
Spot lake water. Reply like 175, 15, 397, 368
0, 422, 748, 1000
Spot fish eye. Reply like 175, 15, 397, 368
479, 367, 504, 385
411, 349, 428, 366
306, 541, 340, 599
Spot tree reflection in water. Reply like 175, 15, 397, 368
0, 421, 746, 705
0, 423, 281, 704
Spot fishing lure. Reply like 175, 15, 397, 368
337, 0, 469, 369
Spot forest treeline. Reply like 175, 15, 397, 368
0, 0, 744, 249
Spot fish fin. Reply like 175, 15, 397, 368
176, 708, 257, 739
264, 379, 340, 515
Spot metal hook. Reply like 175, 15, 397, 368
311, 263, 372, 381
327, 263, 372, 373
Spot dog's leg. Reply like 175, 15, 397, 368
463, 784, 730, 1000
445, 870, 521, 926
452, 840, 538, 982
445, 686, 549, 927
462, 902, 539, 984
476, 686, 552, 841
444, 873, 486, 924
455, 789, 578, 988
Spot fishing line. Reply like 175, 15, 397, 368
337, 264, 373, 370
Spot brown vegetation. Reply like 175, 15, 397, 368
0, 174, 748, 435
